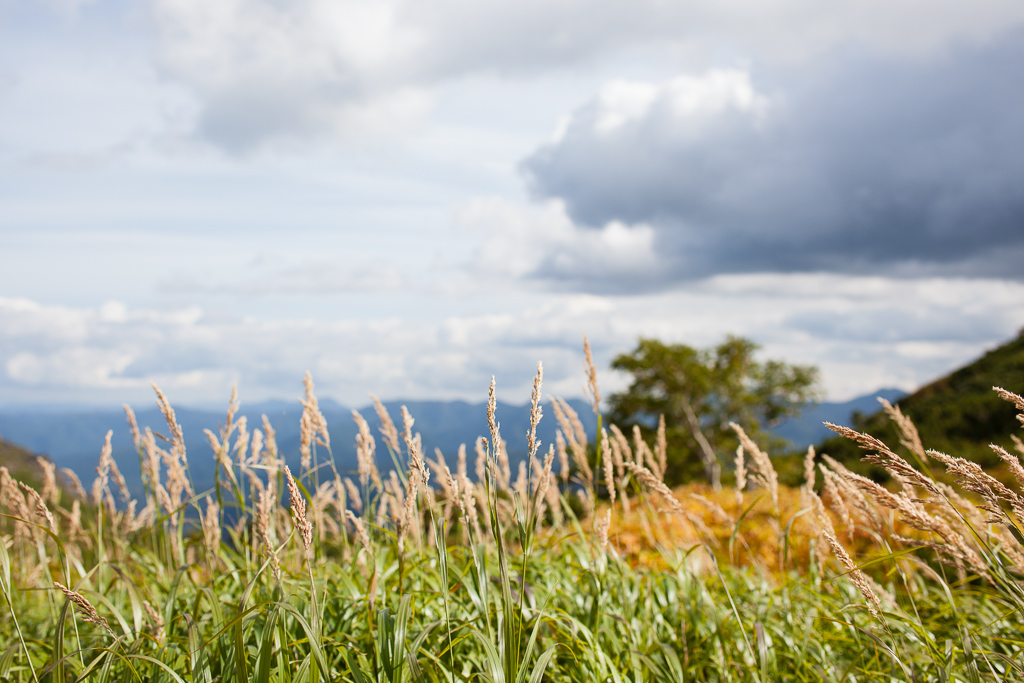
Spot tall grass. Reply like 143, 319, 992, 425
0, 350, 1023, 681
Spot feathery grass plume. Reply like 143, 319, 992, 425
534, 444, 555, 523
313, 480, 338, 542
624, 462, 685, 515
233, 415, 250, 467
991, 443, 1024, 491
353, 410, 381, 489
474, 436, 487, 483
204, 428, 228, 469
371, 395, 401, 455
655, 415, 667, 479
582, 336, 601, 415
634, 425, 660, 478
689, 493, 733, 524
594, 508, 612, 553
551, 397, 592, 487
400, 408, 426, 550
801, 446, 815, 501
36, 457, 58, 505
92, 430, 115, 510
152, 383, 185, 458
609, 424, 632, 467
123, 403, 142, 452
994, 386, 1024, 427
60, 499, 86, 542
496, 438, 512, 491
843, 468, 991, 581
345, 509, 372, 559
528, 361, 544, 458
343, 477, 362, 514
19, 482, 56, 534
1012, 434, 1024, 458
1, 467, 32, 542
826, 423, 939, 495
514, 460, 528, 503
810, 492, 884, 624
261, 414, 279, 460
601, 429, 616, 505
303, 371, 330, 454
460, 472, 484, 537
877, 398, 926, 461
729, 423, 778, 513
284, 466, 313, 560
142, 427, 163, 493
444, 460, 463, 517
607, 426, 624, 478
202, 498, 220, 562
54, 582, 114, 637
734, 444, 747, 506
457, 443, 467, 479
926, 447, 1024, 521
142, 600, 165, 641
60, 467, 87, 501
821, 455, 882, 528
256, 485, 281, 580
102, 441, 131, 505
555, 431, 570, 484
249, 428, 264, 465
819, 466, 854, 543
220, 384, 240, 443
486, 378, 506, 480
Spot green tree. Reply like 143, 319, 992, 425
607, 336, 820, 489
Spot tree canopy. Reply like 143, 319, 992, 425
607, 336, 820, 488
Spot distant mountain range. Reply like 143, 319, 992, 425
772, 388, 907, 449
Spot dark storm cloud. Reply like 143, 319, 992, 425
521, 31, 1024, 284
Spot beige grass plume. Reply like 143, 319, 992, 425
299, 372, 330, 471
624, 462, 685, 515
551, 397, 592, 487
528, 361, 544, 457
734, 444, 747, 507
810, 492, 884, 625
582, 336, 601, 416
353, 410, 382, 489
284, 465, 313, 561
18, 482, 56, 534
371, 395, 401, 455
601, 429, 616, 505
36, 457, 58, 505
729, 423, 777, 513
54, 582, 114, 637
256, 486, 282, 581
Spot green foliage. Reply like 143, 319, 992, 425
608, 336, 820, 486
819, 330, 1024, 478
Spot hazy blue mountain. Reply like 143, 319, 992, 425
770, 388, 907, 449
0, 398, 596, 496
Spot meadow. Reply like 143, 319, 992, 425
2, 360, 1024, 682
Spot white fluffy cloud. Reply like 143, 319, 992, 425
522, 31, 1024, 285
146, 0, 1024, 149
2, 275, 1021, 407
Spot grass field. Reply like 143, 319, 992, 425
2, 363, 1024, 682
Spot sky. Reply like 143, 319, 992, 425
1, 0, 1023, 409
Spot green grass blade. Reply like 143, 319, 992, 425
184, 614, 212, 683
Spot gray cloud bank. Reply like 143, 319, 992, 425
522, 31, 1024, 287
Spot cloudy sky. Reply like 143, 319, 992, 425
1, 0, 1023, 409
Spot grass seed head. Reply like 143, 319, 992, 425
54, 582, 114, 637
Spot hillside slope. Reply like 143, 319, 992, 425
818, 331, 1024, 477
0, 436, 52, 487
